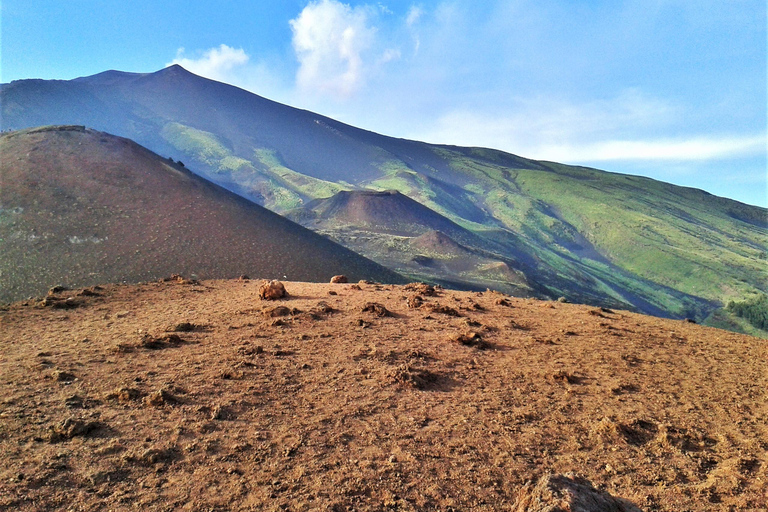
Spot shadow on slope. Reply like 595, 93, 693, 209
0, 126, 404, 302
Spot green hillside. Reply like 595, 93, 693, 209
161, 120, 766, 320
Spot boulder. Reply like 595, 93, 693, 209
404, 282, 437, 296
259, 280, 287, 300
330, 275, 348, 283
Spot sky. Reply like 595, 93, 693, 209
2, 0, 766, 207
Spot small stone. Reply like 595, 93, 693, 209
166, 322, 196, 332
453, 332, 487, 349
362, 302, 391, 317
265, 306, 293, 317
48, 418, 102, 442
404, 282, 437, 296
48, 285, 69, 296
113, 387, 142, 403
53, 370, 76, 382
407, 295, 423, 309
143, 389, 175, 407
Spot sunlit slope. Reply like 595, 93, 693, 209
423, 148, 767, 312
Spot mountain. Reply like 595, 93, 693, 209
0, 125, 403, 302
290, 190, 473, 239
286, 190, 536, 296
2, 66, 766, 323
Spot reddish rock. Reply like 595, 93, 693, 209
407, 295, 424, 309
265, 306, 293, 317
453, 332, 487, 349
362, 302, 391, 317
259, 280, 287, 300
330, 275, 348, 284
404, 282, 437, 296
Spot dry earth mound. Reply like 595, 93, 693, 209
0, 279, 765, 510
0, 126, 403, 302
293, 190, 474, 240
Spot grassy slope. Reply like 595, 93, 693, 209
513, 163, 766, 301
423, 148, 765, 315
160, 122, 348, 211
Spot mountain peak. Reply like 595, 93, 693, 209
154, 64, 199, 80
161, 64, 190, 74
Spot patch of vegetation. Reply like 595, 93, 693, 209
703, 307, 768, 339
159, 123, 308, 211
726, 295, 768, 331
510, 162, 768, 304
160, 123, 232, 171
253, 148, 347, 202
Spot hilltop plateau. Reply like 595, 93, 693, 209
0, 278, 765, 510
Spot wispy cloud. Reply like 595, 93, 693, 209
408, 89, 766, 164
537, 135, 767, 163
406, 5, 424, 27
168, 45, 249, 82
411, 90, 677, 152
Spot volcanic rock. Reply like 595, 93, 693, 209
259, 280, 287, 300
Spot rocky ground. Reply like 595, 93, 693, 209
0, 277, 766, 511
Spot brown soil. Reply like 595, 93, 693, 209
0, 279, 766, 511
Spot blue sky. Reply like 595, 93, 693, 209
2, 0, 766, 206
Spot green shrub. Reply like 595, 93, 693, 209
727, 294, 768, 330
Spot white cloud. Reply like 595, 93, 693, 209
406, 89, 766, 165
168, 45, 249, 82
380, 48, 401, 63
405, 5, 423, 55
537, 135, 767, 163
410, 90, 675, 151
166, 45, 293, 105
406, 5, 423, 26
290, 0, 377, 98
